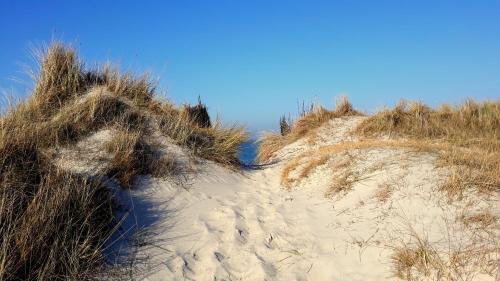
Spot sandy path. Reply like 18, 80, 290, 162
133, 165, 357, 280
132, 156, 448, 281
118, 119, 372, 280
61, 117, 496, 280
126, 117, 434, 280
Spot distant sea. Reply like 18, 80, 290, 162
239, 139, 258, 165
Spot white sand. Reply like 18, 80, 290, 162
57, 117, 498, 280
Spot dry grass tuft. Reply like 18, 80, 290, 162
391, 226, 498, 281
258, 96, 362, 162
327, 169, 356, 196
392, 241, 438, 280
461, 211, 498, 229
104, 128, 191, 187
280, 155, 305, 188
258, 133, 288, 164
298, 155, 330, 180
374, 182, 393, 202
104, 129, 156, 188
280, 147, 359, 193
438, 147, 499, 198
26, 43, 155, 122
289, 96, 361, 139
0, 164, 115, 280
192, 123, 249, 167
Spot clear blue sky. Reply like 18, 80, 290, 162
1, 1, 499, 132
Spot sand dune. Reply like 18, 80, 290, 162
58, 116, 493, 280
4, 43, 497, 281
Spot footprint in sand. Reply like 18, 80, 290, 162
214, 251, 225, 262
234, 222, 249, 244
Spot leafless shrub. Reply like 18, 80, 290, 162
279, 114, 291, 136
183, 96, 211, 128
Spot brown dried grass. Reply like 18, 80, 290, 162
354, 100, 499, 199
258, 96, 362, 162
281, 137, 499, 198
0, 42, 247, 280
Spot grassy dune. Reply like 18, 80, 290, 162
1, 42, 497, 280
355, 100, 499, 198
0, 43, 247, 280
264, 98, 498, 279
262, 97, 499, 198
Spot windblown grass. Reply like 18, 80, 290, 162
0, 42, 247, 280
104, 129, 156, 188
279, 99, 499, 199
354, 100, 500, 199
152, 100, 248, 167
281, 138, 499, 199
274, 98, 498, 279
276, 102, 499, 278
0, 142, 115, 280
258, 96, 361, 162
191, 122, 250, 167
355, 100, 499, 150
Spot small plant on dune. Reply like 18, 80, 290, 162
183, 96, 212, 128
258, 96, 362, 162
461, 210, 498, 229
391, 224, 497, 281
374, 182, 393, 202
279, 114, 291, 136
392, 242, 438, 280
